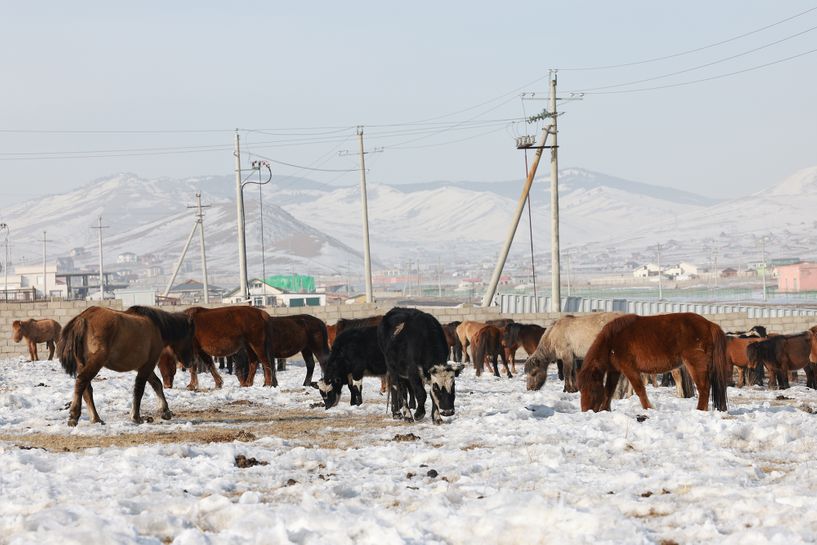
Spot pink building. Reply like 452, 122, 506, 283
776, 262, 817, 292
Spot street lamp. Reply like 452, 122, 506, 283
0, 223, 8, 302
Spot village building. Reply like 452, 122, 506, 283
776, 262, 817, 292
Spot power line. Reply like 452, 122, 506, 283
578, 45, 817, 95
247, 152, 358, 173
559, 4, 817, 71
572, 22, 817, 93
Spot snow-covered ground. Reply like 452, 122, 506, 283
2, 355, 817, 545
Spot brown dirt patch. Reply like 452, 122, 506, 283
0, 404, 406, 452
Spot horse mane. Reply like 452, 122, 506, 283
503, 322, 523, 347
579, 314, 639, 377
126, 305, 192, 343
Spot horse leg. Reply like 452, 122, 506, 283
68, 365, 98, 426
683, 358, 711, 411
131, 368, 153, 424
563, 355, 578, 393
82, 383, 104, 425
380, 375, 388, 394
491, 354, 500, 377
146, 372, 173, 420
203, 354, 223, 389
28, 340, 38, 361
302, 350, 316, 386
619, 362, 653, 410
603, 369, 622, 410
500, 348, 512, 378
736, 366, 745, 388
556, 360, 564, 381
47, 340, 55, 361
805, 363, 817, 389
251, 340, 276, 388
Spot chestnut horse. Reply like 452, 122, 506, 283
471, 324, 512, 377
240, 314, 330, 387
12, 318, 62, 361
456, 321, 487, 364
578, 313, 729, 412
57, 306, 195, 426
442, 321, 463, 362
748, 333, 815, 389
329, 315, 384, 346
726, 336, 765, 387
183, 306, 272, 389
501, 323, 545, 374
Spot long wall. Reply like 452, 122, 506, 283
2, 301, 816, 360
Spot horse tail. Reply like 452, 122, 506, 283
472, 330, 486, 375
57, 315, 86, 377
710, 325, 729, 411
312, 318, 331, 366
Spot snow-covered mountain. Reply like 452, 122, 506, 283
1, 166, 812, 282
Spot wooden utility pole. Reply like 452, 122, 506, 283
40, 231, 49, 300
549, 71, 561, 312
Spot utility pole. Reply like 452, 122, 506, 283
0, 223, 8, 301
549, 71, 561, 312
193, 193, 211, 303
91, 217, 108, 299
357, 126, 373, 303
657, 243, 663, 300
340, 127, 382, 303
761, 237, 768, 301
40, 231, 50, 300
566, 250, 572, 297
234, 130, 248, 301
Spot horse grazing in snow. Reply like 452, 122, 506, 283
578, 313, 729, 413
471, 324, 512, 378
57, 306, 195, 426
12, 318, 62, 361
501, 323, 545, 374
748, 333, 816, 389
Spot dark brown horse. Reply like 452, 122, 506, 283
239, 314, 330, 387
578, 313, 729, 412
501, 323, 545, 374
442, 321, 463, 362
471, 324, 512, 378
748, 333, 816, 389
12, 318, 62, 361
329, 315, 384, 347
57, 306, 195, 426
183, 306, 272, 389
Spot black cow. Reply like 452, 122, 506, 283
317, 326, 387, 408
377, 307, 464, 424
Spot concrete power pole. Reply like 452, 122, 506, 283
234, 131, 249, 301
761, 237, 768, 301
549, 72, 562, 312
657, 243, 663, 300
41, 231, 48, 300
0, 223, 8, 301
357, 126, 374, 303
195, 193, 210, 303
91, 216, 108, 299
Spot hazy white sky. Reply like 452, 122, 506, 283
1, 1, 816, 204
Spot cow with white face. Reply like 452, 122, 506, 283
378, 308, 464, 424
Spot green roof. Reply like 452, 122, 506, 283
264, 274, 315, 293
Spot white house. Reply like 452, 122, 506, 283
633, 263, 661, 279
222, 278, 326, 308
663, 262, 698, 280
3, 263, 69, 300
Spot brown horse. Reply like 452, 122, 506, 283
726, 336, 765, 387
748, 333, 815, 389
442, 321, 463, 362
501, 323, 545, 373
241, 314, 329, 387
456, 321, 487, 364
486, 318, 514, 328
183, 306, 272, 389
57, 306, 195, 426
329, 315, 384, 347
12, 318, 62, 361
471, 325, 512, 377
578, 313, 729, 412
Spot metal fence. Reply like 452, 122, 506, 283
496, 293, 817, 318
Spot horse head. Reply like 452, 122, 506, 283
11, 320, 25, 343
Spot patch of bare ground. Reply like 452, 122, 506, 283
0, 404, 404, 452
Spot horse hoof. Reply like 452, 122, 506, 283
186, 385, 197, 391
67, 419, 78, 427
161, 411, 172, 421
91, 418, 105, 425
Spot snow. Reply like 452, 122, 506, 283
2, 356, 817, 544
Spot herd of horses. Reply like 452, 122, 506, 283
10, 306, 817, 426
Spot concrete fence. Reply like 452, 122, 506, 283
2, 299, 816, 360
